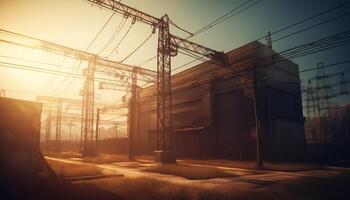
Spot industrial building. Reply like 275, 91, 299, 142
131, 41, 305, 160
0, 97, 55, 196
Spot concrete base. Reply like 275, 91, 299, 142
154, 150, 176, 163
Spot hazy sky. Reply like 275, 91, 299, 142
0, 0, 349, 105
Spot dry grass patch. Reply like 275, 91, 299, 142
144, 164, 235, 180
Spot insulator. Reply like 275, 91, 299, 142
169, 44, 178, 57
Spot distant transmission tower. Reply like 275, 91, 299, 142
315, 62, 333, 118
305, 79, 316, 119
45, 111, 52, 150
0, 89, 5, 97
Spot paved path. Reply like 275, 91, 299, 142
46, 156, 350, 190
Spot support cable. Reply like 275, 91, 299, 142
106, 21, 134, 58
256, 0, 350, 41
98, 17, 127, 55
168, 18, 193, 36
174, 2, 350, 72
272, 10, 350, 43
138, 0, 260, 66
120, 31, 154, 63
86, 11, 116, 51
173, 29, 350, 72
188, 0, 261, 39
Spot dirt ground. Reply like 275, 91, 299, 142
8, 153, 350, 200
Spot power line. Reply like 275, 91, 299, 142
0, 61, 146, 84
173, 29, 350, 73
0, 54, 71, 68
257, 0, 350, 41
85, 11, 116, 51
138, 0, 260, 67
62, 60, 83, 93
98, 17, 127, 55
120, 31, 154, 63
172, 49, 211, 72
106, 21, 134, 58
0, 53, 82, 94
178, 31, 349, 74
0, 49, 153, 83
174, 2, 350, 72
260, 60, 350, 82
140, 58, 350, 104
188, 0, 261, 39
136, 55, 157, 66
172, 57, 203, 72
276, 31, 350, 59
0, 29, 156, 83
272, 10, 350, 43
50, 59, 81, 95
178, 49, 208, 63
168, 18, 193, 36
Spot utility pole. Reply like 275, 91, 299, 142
69, 122, 72, 151
0, 89, 5, 97
55, 102, 62, 152
81, 57, 96, 156
45, 111, 52, 151
95, 108, 100, 155
155, 14, 174, 162
253, 67, 263, 169
306, 80, 316, 119
315, 62, 333, 118
80, 90, 84, 154
128, 68, 137, 160
86, 0, 227, 163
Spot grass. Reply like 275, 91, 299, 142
143, 164, 235, 180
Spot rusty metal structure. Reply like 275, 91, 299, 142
36, 95, 126, 154
1, 28, 156, 157
0, 0, 227, 162
81, 57, 96, 155
86, 0, 227, 162
55, 102, 62, 152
